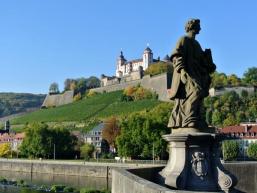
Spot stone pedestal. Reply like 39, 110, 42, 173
159, 131, 237, 192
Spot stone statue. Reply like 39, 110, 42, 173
168, 19, 216, 129
160, 19, 237, 192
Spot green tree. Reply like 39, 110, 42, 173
116, 103, 172, 159
51, 127, 78, 158
242, 67, 257, 86
75, 78, 87, 95
223, 114, 238, 126
247, 142, 257, 160
222, 140, 239, 161
86, 76, 101, 88
49, 82, 60, 94
211, 72, 228, 88
19, 123, 78, 159
227, 74, 241, 86
80, 143, 95, 160
64, 78, 76, 91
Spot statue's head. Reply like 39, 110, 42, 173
185, 19, 201, 34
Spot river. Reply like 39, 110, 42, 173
0, 170, 110, 193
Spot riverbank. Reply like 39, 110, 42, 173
0, 158, 164, 179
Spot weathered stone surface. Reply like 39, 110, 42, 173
224, 163, 257, 193
112, 167, 222, 193
159, 133, 236, 192
91, 73, 172, 102
41, 90, 74, 108
112, 164, 256, 193
168, 19, 216, 129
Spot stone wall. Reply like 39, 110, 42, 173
91, 73, 172, 102
224, 162, 257, 193
42, 90, 74, 108
209, 86, 256, 97
112, 162, 257, 193
0, 159, 110, 178
112, 167, 219, 193
0, 159, 157, 179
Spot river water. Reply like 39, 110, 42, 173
0, 170, 110, 193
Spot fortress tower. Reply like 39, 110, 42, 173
116, 51, 126, 77
142, 46, 153, 70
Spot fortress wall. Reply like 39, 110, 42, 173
42, 91, 74, 108
91, 79, 142, 93
141, 73, 172, 102
210, 86, 256, 97
91, 73, 172, 102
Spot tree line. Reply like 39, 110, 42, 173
204, 90, 257, 127
211, 67, 257, 88
0, 93, 45, 118
49, 76, 101, 97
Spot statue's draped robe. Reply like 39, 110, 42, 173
168, 36, 215, 128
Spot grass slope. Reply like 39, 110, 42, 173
12, 91, 161, 124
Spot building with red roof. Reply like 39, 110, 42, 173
0, 132, 25, 151
219, 123, 257, 157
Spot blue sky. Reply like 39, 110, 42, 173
0, 0, 256, 94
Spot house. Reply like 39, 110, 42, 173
0, 132, 25, 151
219, 124, 257, 157
83, 123, 104, 152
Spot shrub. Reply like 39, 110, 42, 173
0, 177, 7, 184
74, 93, 82, 101
80, 143, 95, 160
144, 61, 173, 76
50, 184, 66, 192
86, 90, 98, 98
247, 142, 257, 160
121, 85, 157, 102
17, 179, 29, 187
80, 189, 101, 193
80, 189, 110, 193
63, 186, 79, 193
0, 143, 11, 158
222, 140, 239, 161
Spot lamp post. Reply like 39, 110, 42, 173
152, 143, 155, 165
53, 143, 56, 160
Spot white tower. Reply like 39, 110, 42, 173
116, 51, 126, 77
142, 46, 153, 70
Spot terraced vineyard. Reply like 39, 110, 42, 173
11, 91, 161, 124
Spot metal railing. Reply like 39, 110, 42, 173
0, 157, 167, 166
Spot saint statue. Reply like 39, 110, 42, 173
168, 19, 216, 129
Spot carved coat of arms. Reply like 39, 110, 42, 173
191, 152, 208, 179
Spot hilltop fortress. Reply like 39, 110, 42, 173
42, 46, 257, 107
93, 47, 173, 101
116, 47, 157, 77
101, 47, 171, 88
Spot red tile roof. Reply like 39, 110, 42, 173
219, 125, 257, 139
0, 132, 25, 142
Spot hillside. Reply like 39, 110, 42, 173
11, 90, 161, 125
0, 93, 45, 118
